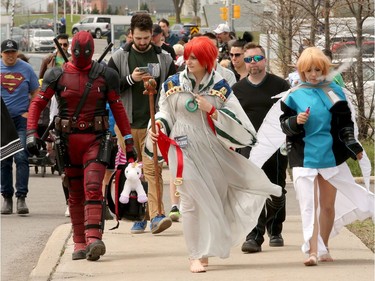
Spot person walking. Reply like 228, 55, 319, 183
26, 31, 135, 261
0, 39, 40, 215
108, 13, 176, 234
228, 39, 248, 81
39, 33, 70, 79
151, 24, 176, 61
232, 43, 290, 253
280, 46, 373, 266
146, 36, 282, 273
213, 23, 232, 63
158, 18, 179, 47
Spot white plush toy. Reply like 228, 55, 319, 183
119, 162, 148, 204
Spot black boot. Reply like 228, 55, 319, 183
16, 197, 29, 214
1, 197, 13, 214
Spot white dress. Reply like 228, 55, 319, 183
145, 69, 281, 259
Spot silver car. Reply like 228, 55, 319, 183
21, 29, 55, 52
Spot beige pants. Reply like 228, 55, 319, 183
132, 128, 164, 220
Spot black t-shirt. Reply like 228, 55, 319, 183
232, 73, 290, 132
128, 47, 159, 129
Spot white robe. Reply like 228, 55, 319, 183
146, 69, 281, 259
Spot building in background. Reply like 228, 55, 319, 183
90, 0, 108, 13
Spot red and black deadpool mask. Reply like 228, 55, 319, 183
71, 31, 94, 69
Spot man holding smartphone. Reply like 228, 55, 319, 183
108, 13, 176, 235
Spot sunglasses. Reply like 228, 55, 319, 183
229, 53, 243, 58
59, 43, 68, 47
244, 55, 265, 63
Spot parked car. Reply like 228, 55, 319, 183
72, 16, 111, 39
20, 18, 61, 32
316, 33, 374, 58
21, 29, 55, 52
331, 34, 374, 58
170, 24, 186, 40
10, 27, 24, 46
170, 23, 199, 41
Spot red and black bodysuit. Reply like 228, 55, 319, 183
27, 31, 134, 261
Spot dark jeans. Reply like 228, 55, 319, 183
240, 147, 288, 245
1, 115, 29, 198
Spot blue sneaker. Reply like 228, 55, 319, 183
131, 221, 147, 234
150, 214, 172, 234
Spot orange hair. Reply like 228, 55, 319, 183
296, 47, 331, 82
183, 36, 218, 73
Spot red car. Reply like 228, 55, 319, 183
332, 35, 374, 57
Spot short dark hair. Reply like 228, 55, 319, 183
202, 32, 218, 48
231, 40, 247, 49
158, 18, 170, 27
243, 42, 266, 56
131, 13, 153, 33
56, 33, 69, 40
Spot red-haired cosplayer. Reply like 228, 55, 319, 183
27, 31, 135, 261
145, 36, 281, 273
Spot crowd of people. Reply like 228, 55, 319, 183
1, 14, 373, 273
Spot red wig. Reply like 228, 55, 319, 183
183, 36, 218, 73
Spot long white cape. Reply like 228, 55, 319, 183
249, 88, 374, 226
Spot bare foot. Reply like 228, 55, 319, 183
200, 257, 209, 267
190, 259, 206, 273
304, 253, 318, 266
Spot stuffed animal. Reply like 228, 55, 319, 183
119, 162, 148, 204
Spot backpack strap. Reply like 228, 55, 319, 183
72, 61, 107, 122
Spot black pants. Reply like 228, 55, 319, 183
239, 147, 288, 245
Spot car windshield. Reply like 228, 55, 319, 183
35, 30, 54, 37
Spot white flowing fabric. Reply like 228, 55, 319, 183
249, 87, 374, 255
146, 70, 281, 259
293, 164, 374, 256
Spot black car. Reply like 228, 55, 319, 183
20, 18, 61, 32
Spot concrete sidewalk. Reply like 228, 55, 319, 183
29, 169, 374, 281
29, 216, 374, 281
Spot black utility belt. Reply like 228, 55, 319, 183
55, 116, 109, 134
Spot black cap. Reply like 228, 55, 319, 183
1, 39, 18, 52
152, 24, 163, 37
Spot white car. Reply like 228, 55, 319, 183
24, 29, 55, 52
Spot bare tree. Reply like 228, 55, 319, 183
188, 0, 200, 16
1, 0, 11, 14
342, 0, 374, 139
1, 0, 21, 14
172, 0, 185, 23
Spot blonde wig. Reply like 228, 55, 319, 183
296, 47, 331, 82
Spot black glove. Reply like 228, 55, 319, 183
126, 146, 137, 163
26, 131, 46, 156
339, 127, 363, 160
124, 135, 137, 162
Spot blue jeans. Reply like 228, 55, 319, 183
1, 116, 29, 198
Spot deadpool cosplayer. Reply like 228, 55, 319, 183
26, 31, 135, 261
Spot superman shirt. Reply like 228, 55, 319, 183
1, 59, 39, 117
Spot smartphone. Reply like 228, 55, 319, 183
138, 66, 149, 73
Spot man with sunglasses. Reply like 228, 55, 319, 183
232, 43, 290, 254
39, 33, 70, 79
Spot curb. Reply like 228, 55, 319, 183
28, 223, 71, 281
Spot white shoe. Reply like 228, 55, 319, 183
65, 206, 70, 217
